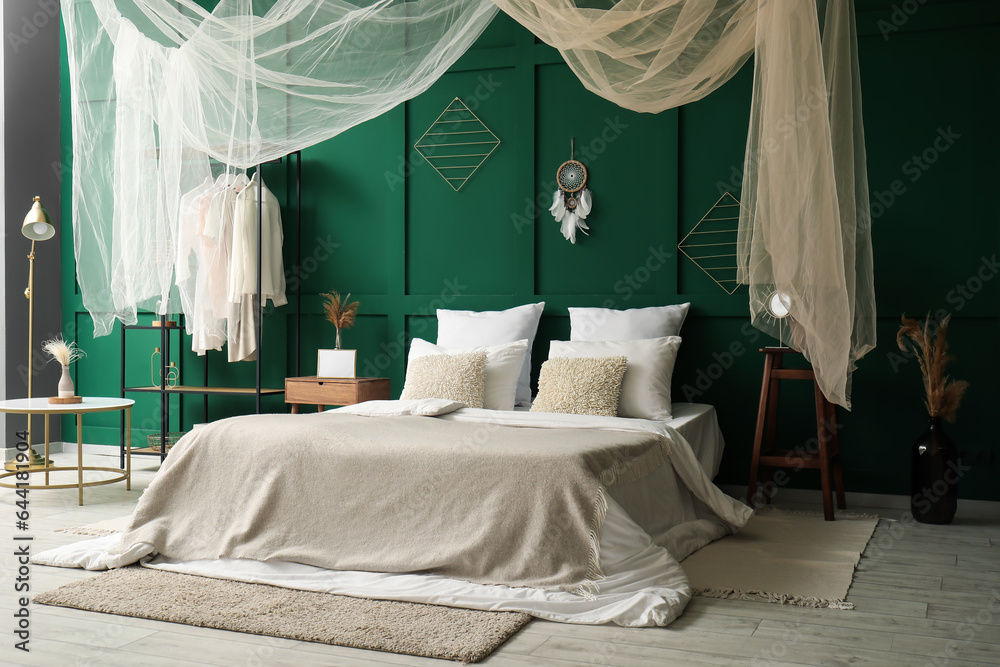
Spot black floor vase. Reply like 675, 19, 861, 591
910, 417, 959, 525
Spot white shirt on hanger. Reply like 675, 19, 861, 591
189, 172, 249, 356
227, 173, 286, 362
173, 170, 286, 360
229, 172, 287, 307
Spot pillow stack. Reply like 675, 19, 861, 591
405, 338, 528, 411
398, 301, 690, 420
399, 303, 544, 410
436, 303, 544, 407
537, 303, 690, 419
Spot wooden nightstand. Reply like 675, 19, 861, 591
285, 376, 391, 413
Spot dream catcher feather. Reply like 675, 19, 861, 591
549, 139, 592, 244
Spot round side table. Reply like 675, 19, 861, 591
0, 397, 133, 505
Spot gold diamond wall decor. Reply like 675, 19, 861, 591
414, 97, 500, 191
678, 192, 748, 295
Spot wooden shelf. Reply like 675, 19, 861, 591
122, 324, 184, 330
124, 386, 284, 396
129, 447, 168, 457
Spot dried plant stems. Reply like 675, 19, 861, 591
321, 291, 360, 349
41, 337, 86, 367
896, 314, 969, 422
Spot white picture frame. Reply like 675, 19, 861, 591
317, 349, 357, 379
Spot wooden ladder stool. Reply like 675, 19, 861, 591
746, 347, 846, 521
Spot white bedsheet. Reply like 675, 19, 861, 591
515, 402, 723, 478
37, 498, 690, 626
667, 403, 725, 479
33, 403, 750, 627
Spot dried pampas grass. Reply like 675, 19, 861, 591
321, 291, 360, 349
42, 337, 86, 366
896, 314, 968, 423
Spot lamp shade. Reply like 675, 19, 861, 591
766, 291, 792, 319
22, 196, 55, 241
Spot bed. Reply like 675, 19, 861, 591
34, 400, 750, 627
34, 302, 752, 627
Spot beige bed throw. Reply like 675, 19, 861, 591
111, 412, 668, 592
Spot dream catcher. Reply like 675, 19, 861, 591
549, 139, 592, 244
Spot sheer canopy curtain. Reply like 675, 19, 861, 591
62, 0, 498, 337
64, 0, 873, 406
493, 0, 875, 408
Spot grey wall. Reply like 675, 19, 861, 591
5, 0, 62, 447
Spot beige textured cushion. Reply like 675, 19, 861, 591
400, 350, 487, 408
408, 338, 528, 411
530, 356, 628, 417
549, 337, 682, 420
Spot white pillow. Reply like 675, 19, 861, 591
437, 303, 545, 407
569, 304, 690, 342
548, 337, 682, 420
409, 338, 527, 411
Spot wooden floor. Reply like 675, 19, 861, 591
1, 452, 998, 666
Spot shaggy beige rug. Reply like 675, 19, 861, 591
55, 515, 131, 536
681, 508, 879, 609
34, 566, 530, 663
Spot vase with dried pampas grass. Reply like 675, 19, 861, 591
321, 291, 360, 350
896, 314, 969, 525
42, 337, 86, 399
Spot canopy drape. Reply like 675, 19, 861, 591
491, 0, 875, 406
63, 0, 499, 337
63, 0, 874, 407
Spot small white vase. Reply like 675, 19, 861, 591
58, 365, 75, 398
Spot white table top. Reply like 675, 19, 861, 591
0, 397, 135, 414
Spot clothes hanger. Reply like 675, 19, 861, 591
214, 163, 234, 188
234, 169, 250, 191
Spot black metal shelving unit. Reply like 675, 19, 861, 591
119, 151, 303, 465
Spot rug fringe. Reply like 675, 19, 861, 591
752, 506, 883, 521
54, 527, 124, 537
694, 587, 855, 610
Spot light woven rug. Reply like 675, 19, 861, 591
56, 515, 132, 536
681, 507, 879, 609
34, 566, 530, 663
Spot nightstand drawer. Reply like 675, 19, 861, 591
285, 376, 390, 410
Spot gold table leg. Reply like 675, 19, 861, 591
77, 412, 83, 506
126, 407, 132, 490
44, 413, 50, 486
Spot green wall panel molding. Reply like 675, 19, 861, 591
60, 5, 999, 501
534, 63, 679, 298
406, 68, 520, 295
300, 116, 396, 298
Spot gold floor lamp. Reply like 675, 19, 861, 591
5, 197, 57, 471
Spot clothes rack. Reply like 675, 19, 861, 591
119, 151, 303, 464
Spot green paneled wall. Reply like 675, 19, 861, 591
60, 3, 1000, 501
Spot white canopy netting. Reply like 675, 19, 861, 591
63, 0, 874, 408
63, 0, 499, 337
